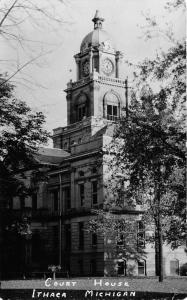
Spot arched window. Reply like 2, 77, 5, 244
137, 221, 145, 248
103, 91, 120, 121
117, 259, 126, 276
76, 93, 88, 122
138, 260, 146, 275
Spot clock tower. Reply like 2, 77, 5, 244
51, 13, 128, 276
41, 11, 186, 279
75, 10, 121, 80
63, 10, 126, 128
53, 10, 126, 150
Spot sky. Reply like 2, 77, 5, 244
1, 0, 185, 143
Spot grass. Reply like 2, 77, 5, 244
1, 277, 187, 294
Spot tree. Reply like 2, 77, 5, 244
104, 37, 185, 281
88, 43, 185, 279
0, 73, 49, 205
89, 209, 146, 276
0, 73, 49, 278
87, 144, 147, 276
89, 0, 185, 278
91, 0, 185, 281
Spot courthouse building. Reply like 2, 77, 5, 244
2, 11, 186, 278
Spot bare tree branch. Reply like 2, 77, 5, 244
0, 49, 54, 87
0, 0, 70, 87
0, 0, 18, 27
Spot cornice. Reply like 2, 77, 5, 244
64, 72, 126, 93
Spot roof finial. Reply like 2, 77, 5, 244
92, 10, 104, 29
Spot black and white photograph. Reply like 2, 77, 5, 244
0, 0, 186, 299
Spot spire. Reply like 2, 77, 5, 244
92, 10, 104, 29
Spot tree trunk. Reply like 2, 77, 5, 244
155, 229, 159, 276
158, 212, 163, 282
157, 179, 164, 282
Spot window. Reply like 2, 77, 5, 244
138, 221, 144, 231
51, 190, 59, 211
170, 260, 179, 275
79, 184, 85, 206
117, 260, 126, 275
77, 104, 86, 121
92, 181, 98, 206
64, 187, 71, 210
137, 221, 145, 249
65, 224, 71, 250
90, 259, 97, 275
76, 93, 88, 122
117, 224, 125, 246
137, 232, 145, 248
107, 104, 118, 121
104, 92, 120, 121
92, 233, 97, 247
79, 222, 84, 250
32, 193, 37, 210
117, 234, 124, 246
138, 260, 146, 275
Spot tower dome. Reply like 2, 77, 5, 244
80, 10, 116, 53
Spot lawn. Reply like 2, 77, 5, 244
1, 277, 187, 294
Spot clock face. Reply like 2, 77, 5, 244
102, 58, 113, 75
82, 60, 89, 76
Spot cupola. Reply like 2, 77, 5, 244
80, 10, 116, 53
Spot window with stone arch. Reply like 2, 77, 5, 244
103, 91, 120, 121
117, 259, 127, 276
76, 93, 89, 122
138, 260, 146, 275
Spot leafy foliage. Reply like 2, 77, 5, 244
5, 218, 32, 239
89, 42, 186, 264
89, 210, 146, 265
110, 40, 186, 249
0, 74, 49, 202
